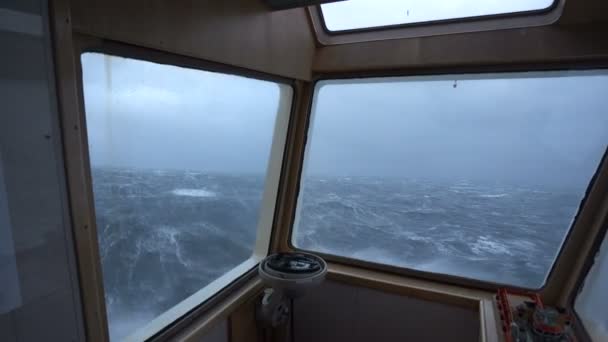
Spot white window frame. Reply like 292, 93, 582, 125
77, 50, 295, 342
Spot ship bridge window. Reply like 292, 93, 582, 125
80, 52, 293, 340
292, 70, 608, 289
321, 0, 556, 32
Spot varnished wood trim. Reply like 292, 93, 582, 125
327, 263, 488, 311
229, 291, 263, 342
271, 81, 314, 253
69, 0, 315, 80
312, 23, 608, 74
325, 263, 503, 342
174, 279, 263, 341
480, 299, 501, 342
49, 1, 110, 340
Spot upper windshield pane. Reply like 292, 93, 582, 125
321, 0, 555, 32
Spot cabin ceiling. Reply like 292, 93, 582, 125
263, 0, 343, 10
558, 0, 608, 24
67, 0, 608, 79
69, 0, 316, 80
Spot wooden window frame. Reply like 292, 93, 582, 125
273, 62, 608, 307
52, 26, 300, 341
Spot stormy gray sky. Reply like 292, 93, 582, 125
82, 53, 608, 189
305, 72, 608, 188
82, 52, 290, 174
321, 0, 554, 31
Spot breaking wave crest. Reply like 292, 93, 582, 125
171, 188, 216, 198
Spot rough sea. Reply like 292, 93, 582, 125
92, 167, 584, 340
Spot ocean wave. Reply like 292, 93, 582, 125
397, 231, 435, 243
171, 188, 216, 198
397, 207, 445, 215
470, 236, 513, 256
93, 167, 582, 339
478, 193, 509, 198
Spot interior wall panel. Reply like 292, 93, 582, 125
0, 1, 84, 341
69, 0, 315, 80
294, 280, 479, 342
200, 319, 228, 342
230, 296, 260, 342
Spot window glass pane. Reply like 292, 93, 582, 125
81, 52, 292, 341
321, 0, 555, 32
293, 70, 608, 288
575, 232, 608, 342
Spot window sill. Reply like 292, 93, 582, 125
125, 257, 261, 342
326, 263, 501, 342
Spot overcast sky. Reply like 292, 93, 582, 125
82, 53, 608, 188
304, 72, 608, 188
82, 52, 290, 174
321, 0, 555, 31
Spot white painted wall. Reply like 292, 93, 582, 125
0, 149, 21, 314
0, 0, 84, 340
575, 232, 608, 342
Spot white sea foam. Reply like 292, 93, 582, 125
171, 188, 216, 198
325, 192, 341, 201
398, 231, 434, 243
471, 236, 513, 256
516, 238, 536, 248
478, 193, 508, 198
